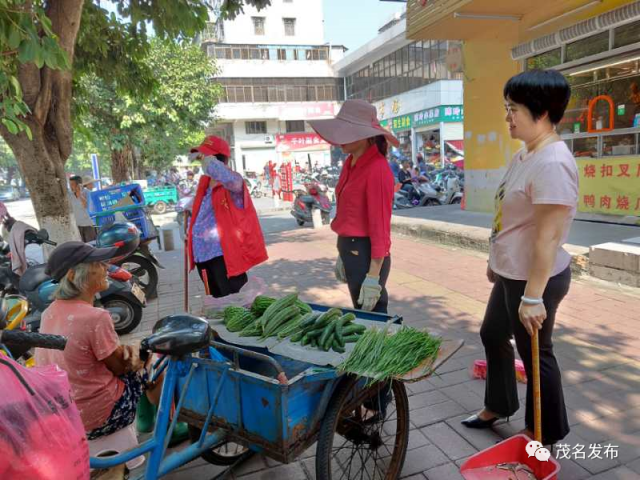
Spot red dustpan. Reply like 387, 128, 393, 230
460, 330, 561, 480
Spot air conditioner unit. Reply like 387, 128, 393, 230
264, 135, 275, 144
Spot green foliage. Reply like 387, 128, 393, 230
74, 38, 222, 172
0, 0, 70, 138
218, 0, 272, 19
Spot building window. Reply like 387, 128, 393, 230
286, 120, 305, 133
526, 48, 561, 70
613, 20, 640, 49
565, 31, 610, 63
283, 18, 296, 36
245, 121, 267, 134
252, 17, 265, 36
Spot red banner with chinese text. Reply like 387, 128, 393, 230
275, 133, 329, 152
578, 156, 640, 216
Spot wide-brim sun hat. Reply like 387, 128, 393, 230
308, 99, 399, 147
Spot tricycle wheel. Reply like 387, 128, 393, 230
316, 376, 409, 480
188, 426, 250, 466
153, 201, 168, 214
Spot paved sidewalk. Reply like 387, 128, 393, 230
393, 205, 640, 249
125, 218, 640, 480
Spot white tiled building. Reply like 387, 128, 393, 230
203, 0, 345, 174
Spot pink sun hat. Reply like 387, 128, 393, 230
308, 100, 399, 147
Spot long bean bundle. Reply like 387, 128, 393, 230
338, 326, 441, 385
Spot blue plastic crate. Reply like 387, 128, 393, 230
94, 207, 150, 239
88, 184, 145, 215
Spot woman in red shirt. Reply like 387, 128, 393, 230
309, 100, 397, 312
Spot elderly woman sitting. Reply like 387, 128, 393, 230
35, 241, 162, 440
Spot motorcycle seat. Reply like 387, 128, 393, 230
19, 264, 51, 293
142, 314, 211, 356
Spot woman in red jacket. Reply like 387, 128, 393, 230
309, 100, 398, 312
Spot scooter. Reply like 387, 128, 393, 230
393, 189, 415, 209
0, 228, 146, 335
98, 221, 163, 300
245, 177, 263, 198
290, 182, 332, 226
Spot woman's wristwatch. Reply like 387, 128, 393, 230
521, 296, 544, 305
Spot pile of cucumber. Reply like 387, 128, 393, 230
289, 308, 366, 353
221, 295, 367, 354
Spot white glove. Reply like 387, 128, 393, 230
335, 255, 347, 283
358, 275, 382, 312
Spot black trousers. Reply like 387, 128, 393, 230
480, 266, 571, 444
196, 255, 248, 298
337, 236, 391, 314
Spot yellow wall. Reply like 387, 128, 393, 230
462, 37, 521, 212
453, 0, 639, 214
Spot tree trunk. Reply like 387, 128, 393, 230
0, 0, 84, 245
111, 144, 132, 183
0, 123, 80, 243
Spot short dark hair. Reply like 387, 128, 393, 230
69, 175, 82, 185
503, 69, 571, 125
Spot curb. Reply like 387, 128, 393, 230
257, 207, 292, 215
391, 215, 590, 277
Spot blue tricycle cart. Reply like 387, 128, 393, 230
89, 305, 462, 480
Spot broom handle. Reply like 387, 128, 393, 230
183, 211, 190, 313
532, 328, 542, 443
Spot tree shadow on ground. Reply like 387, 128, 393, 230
143, 219, 640, 474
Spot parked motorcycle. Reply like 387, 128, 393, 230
393, 189, 415, 210
0, 228, 146, 335
290, 182, 332, 226
96, 222, 162, 300
245, 177, 263, 198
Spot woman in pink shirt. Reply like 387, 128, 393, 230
462, 70, 577, 446
35, 242, 163, 440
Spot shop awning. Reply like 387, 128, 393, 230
447, 140, 464, 153
406, 0, 595, 41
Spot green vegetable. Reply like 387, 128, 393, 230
314, 308, 342, 329
342, 324, 366, 336
332, 340, 345, 354
295, 300, 313, 315
319, 321, 336, 351
227, 310, 256, 332
262, 305, 300, 338
343, 334, 361, 343
338, 326, 442, 385
335, 313, 356, 336
277, 313, 310, 340
250, 296, 276, 316
223, 306, 247, 325
335, 332, 345, 348
299, 312, 320, 329
239, 323, 262, 337
306, 328, 324, 339
260, 293, 298, 330
291, 331, 305, 343
301, 334, 312, 346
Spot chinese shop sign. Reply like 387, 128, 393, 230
578, 157, 640, 215
380, 105, 464, 133
275, 133, 329, 152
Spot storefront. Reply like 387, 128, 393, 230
406, 0, 640, 221
275, 133, 331, 171
381, 105, 465, 167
